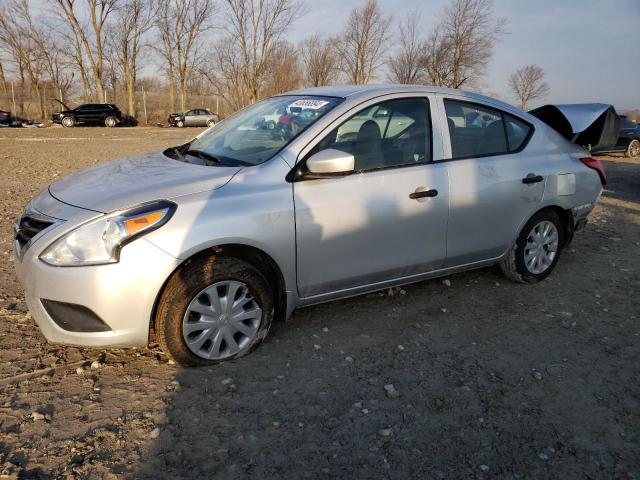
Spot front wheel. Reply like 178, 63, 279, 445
61, 116, 75, 128
626, 139, 640, 158
206, 119, 215, 128
500, 210, 563, 283
176, 119, 184, 128
155, 256, 274, 366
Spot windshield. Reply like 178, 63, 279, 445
173, 95, 341, 166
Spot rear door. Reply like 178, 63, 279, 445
184, 109, 198, 126
442, 97, 543, 266
293, 96, 449, 298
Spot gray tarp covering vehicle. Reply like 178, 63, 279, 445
530, 103, 619, 152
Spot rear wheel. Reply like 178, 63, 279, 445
155, 256, 274, 366
61, 116, 74, 128
626, 139, 640, 158
104, 116, 117, 127
500, 210, 563, 283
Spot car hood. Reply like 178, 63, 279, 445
49, 151, 242, 213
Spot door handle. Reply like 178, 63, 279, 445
409, 188, 438, 199
522, 174, 543, 184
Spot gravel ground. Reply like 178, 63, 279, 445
0, 127, 639, 479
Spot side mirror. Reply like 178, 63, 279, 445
306, 149, 355, 176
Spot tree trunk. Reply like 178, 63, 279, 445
168, 63, 176, 112
126, 74, 136, 117
0, 61, 7, 94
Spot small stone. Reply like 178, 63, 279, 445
538, 452, 549, 461
378, 428, 392, 437
150, 428, 161, 439
400, 289, 407, 295
90, 360, 103, 369
533, 371, 543, 381
479, 464, 490, 472
494, 281, 500, 286
313, 344, 321, 350
272, 421, 280, 427
440, 308, 448, 313
362, 409, 369, 414
322, 327, 329, 332
298, 422, 304, 427
595, 293, 601, 298
442, 279, 451, 287
76, 366, 85, 374
31, 412, 45, 421
397, 345, 405, 351
167, 360, 175, 365
345, 356, 354, 363
384, 384, 400, 399
353, 401, 363, 409
221, 378, 233, 385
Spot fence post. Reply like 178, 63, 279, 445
142, 87, 148, 126
11, 82, 16, 121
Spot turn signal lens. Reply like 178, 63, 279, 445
122, 211, 166, 234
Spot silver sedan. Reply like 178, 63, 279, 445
14, 85, 609, 366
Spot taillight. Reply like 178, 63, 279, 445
580, 157, 607, 185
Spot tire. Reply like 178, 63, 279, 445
176, 120, 184, 128
206, 119, 215, 128
626, 139, 640, 158
155, 256, 274, 366
104, 116, 117, 127
500, 210, 563, 284
61, 116, 75, 128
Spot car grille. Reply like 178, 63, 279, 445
15, 211, 55, 256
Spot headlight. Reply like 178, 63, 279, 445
40, 201, 176, 266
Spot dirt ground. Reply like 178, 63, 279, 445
0, 127, 638, 479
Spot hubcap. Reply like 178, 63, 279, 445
106, 117, 115, 127
182, 280, 262, 360
524, 220, 559, 274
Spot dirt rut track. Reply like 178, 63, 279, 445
0, 127, 638, 479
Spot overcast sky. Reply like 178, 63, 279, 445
289, 0, 640, 110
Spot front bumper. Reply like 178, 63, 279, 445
14, 201, 181, 348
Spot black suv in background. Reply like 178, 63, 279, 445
52, 101, 122, 127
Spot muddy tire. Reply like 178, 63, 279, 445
61, 116, 75, 128
155, 256, 274, 366
500, 210, 564, 284
626, 139, 640, 158
104, 116, 117, 127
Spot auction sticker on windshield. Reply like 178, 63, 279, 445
289, 99, 330, 109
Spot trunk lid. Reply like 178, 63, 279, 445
49, 151, 242, 213
529, 103, 619, 151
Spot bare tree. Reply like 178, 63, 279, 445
108, 0, 154, 116
261, 41, 302, 96
156, 0, 215, 112
509, 64, 550, 110
300, 34, 339, 87
50, 0, 120, 102
222, 0, 301, 105
338, 0, 391, 85
424, 0, 505, 89
386, 12, 424, 84
0, 1, 47, 118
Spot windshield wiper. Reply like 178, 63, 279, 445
185, 149, 221, 164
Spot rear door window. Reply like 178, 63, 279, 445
444, 99, 507, 158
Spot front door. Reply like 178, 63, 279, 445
293, 97, 449, 298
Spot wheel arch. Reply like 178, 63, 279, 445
149, 243, 288, 343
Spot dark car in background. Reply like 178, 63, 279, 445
592, 117, 640, 157
168, 108, 218, 128
52, 101, 122, 128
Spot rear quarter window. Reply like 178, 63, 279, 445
505, 114, 532, 152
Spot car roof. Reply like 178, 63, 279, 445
276, 84, 522, 116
